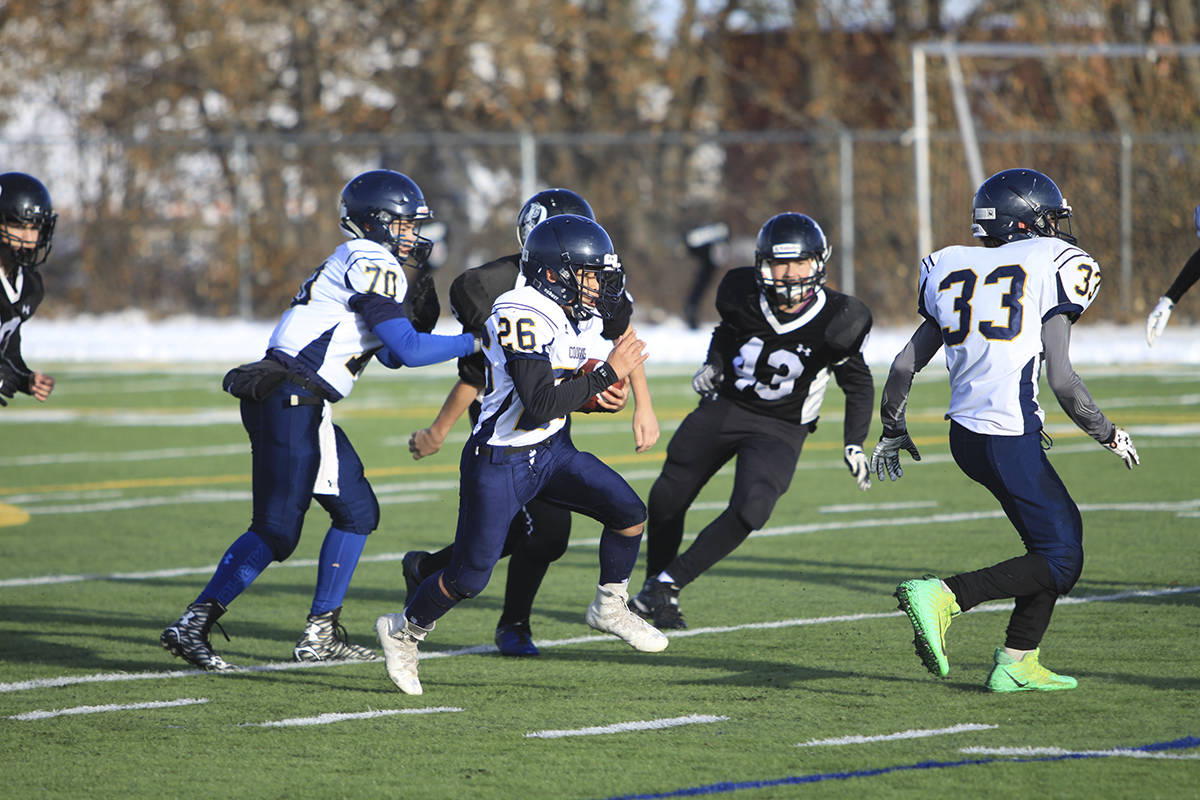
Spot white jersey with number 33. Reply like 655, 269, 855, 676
918, 236, 1101, 436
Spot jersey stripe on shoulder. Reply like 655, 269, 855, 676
493, 301, 559, 331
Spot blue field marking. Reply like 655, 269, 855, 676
597, 736, 1199, 800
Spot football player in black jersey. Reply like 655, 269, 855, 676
404, 189, 659, 656
1146, 204, 1200, 347
0, 172, 57, 407
630, 212, 875, 629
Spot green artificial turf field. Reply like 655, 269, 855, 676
1, 361, 1197, 798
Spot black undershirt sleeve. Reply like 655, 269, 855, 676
507, 354, 618, 427
1165, 246, 1200, 304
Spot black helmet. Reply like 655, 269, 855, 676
521, 215, 624, 320
339, 170, 434, 268
971, 168, 1076, 246
516, 188, 595, 247
0, 172, 57, 270
754, 212, 831, 310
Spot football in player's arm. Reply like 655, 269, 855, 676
160, 170, 477, 672
630, 212, 875, 631
376, 214, 668, 696
0, 172, 58, 406
873, 168, 1138, 693
401, 189, 659, 657
1145, 204, 1200, 346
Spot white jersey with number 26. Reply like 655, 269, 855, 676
476, 285, 610, 448
918, 236, 1101, 436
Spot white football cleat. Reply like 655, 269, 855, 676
375, 613, 432, 695
585, 582, 669, 653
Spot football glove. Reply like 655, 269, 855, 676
1104, 426, 1140, 469
1145, 296, 1173, 347
691, 362, 721, 399
870, 430, 921, 482
843, 445, 871, 491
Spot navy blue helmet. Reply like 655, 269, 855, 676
339, 170, 434, 268
754, 212, 831, 310
0, 172, 56, 270
522, 214, 624, 320
971, 168, 1076, 246
516, 188, 595, 247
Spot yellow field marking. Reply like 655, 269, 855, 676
0, 503, 31, 527
0, 421, 1189, 497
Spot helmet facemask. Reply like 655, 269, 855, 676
0, 197, 56, 272
756, 252, 827, 313
340, 204, 434, 269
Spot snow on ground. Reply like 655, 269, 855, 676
18, 310, 1200, 366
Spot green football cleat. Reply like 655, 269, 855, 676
985, 648, 1077, 692
894, 576, 961, 677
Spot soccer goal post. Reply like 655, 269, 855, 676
911, 40, 1200, 312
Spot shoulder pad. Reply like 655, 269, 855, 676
450, 255, 521, 333
823, 291, 874, 354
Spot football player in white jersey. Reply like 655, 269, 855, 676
161, 170, 478, 671
871, 168, 1140, 693
402, 188, 661, 658
375, 214, 667, 695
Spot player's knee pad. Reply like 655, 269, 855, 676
1046, 547, 1083, 594
441, 565, 492, 600
522, 524, 571, 564
733, 484, 779, 532
319, 484, 380, 536
250, 522, 302, 562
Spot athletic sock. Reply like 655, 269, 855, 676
198, 530, 274, 609
310, 527, 368, 615
598, 527, 642, 585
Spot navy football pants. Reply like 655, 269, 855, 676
241, 384, 379, 561
944, 421, 1082, 650
441, 431, 646, 600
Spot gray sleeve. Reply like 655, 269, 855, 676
1042, 314, 1114, 444
880, 318, 942, 436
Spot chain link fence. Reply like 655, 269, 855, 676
5, 128, 1199, 326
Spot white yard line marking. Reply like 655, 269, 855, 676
961, 746, 1200, 760
526, 714, 728, 739
2, 585, 1195, 695
8, 697, 209, 721
4, 500, 1199, 587
0, 444, 245, 467
797, 723, 998, 747
244, 707, 462, 727
818, 500, 938, 514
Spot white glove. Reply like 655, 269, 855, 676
1145, 296, 1173, 347
870, 431, 921, 482
843, 445, 871, 491
692, 362, 721, 398
1105, 427, 1140, 469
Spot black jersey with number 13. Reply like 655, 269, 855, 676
707, 267, 873, 437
